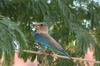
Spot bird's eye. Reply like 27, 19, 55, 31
40, 24, 43, 26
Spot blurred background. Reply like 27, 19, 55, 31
0, 0, 100, 66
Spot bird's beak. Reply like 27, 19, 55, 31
31, 24, 35, 27
31, 23, 39, 27
31, 23, 41, 29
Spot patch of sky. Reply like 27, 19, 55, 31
47, 0, 51, 4
31, 22, 36, 31
82, 20, 91, 28
94, 0, 100, 4
13, 40, 20, 50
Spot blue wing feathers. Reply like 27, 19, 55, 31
60, 50, 72, 59
34, 33, 72, 59
34, 33, 49, 47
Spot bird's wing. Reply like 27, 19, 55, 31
34, 33, 72, 59
34, 33, 63, 51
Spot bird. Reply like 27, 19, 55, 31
32, 22, 72, 59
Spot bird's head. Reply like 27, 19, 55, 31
32, 22, 47, 29
32, 22, 48, 33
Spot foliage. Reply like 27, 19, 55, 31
0, 0, 100, 66
0, 18, 28, 66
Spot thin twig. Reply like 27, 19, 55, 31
17, 50, 100, 64
0, 46, 4, 48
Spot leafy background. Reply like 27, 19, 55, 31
0, 0, 100, 66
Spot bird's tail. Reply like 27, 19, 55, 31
60, 50, 73, 60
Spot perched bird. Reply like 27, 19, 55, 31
32, 22, 72, 59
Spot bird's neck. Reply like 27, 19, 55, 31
36, 27, 48, 34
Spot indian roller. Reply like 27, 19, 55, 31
32, 22, 72, 59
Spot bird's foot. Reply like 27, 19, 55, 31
38, 48, 48, 56
49, 51, 58, 61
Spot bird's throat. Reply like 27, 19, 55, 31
36, 28, 48, 34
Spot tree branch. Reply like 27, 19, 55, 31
17, 50, 100, 64
0, 46, 4, 48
